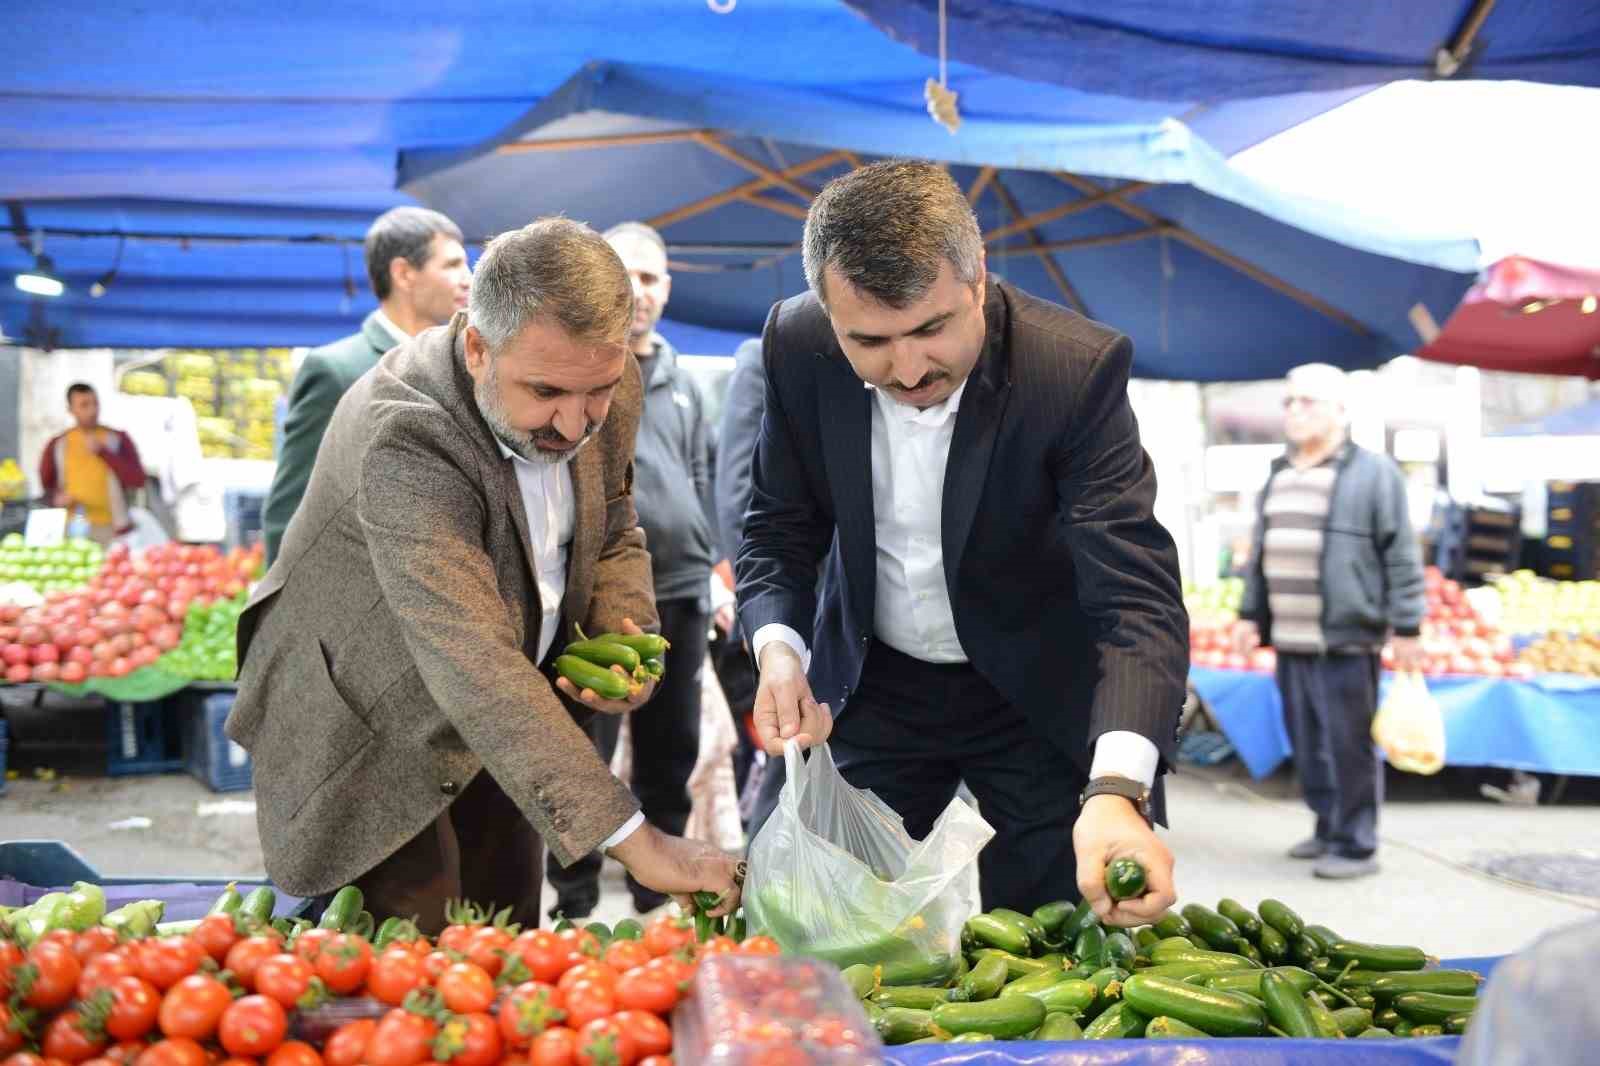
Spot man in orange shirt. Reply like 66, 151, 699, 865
38, 383, 147, 544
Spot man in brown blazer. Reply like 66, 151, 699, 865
228, 218, 742, 931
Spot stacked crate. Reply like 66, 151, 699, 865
1540, 481, 1600, 581
1434, 500, 1522, 584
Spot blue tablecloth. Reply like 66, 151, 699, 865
883, 958, 1502, 1065
1189, 667, 1600, 779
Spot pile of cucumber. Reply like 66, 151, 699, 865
553, 627, 668, 701
841, 878, 1483, 1044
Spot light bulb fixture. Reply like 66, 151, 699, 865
15, 252, 64, 298
90, 235, 125, 298
1583, 295, 1597, 315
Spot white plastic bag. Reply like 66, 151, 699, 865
1372, 671, 1446, 775
745, 742, 994, 978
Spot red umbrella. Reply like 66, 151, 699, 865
1419, 256, 1600, 379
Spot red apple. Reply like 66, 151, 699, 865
58, 661, 87, 684
30, 662, 59, 683
17, 624, 47, 647
5, 664, 31, 684
30, 644, 59, 665
1, 644, 27, 667
108, 657, 132, 678
67, 645, 94, 666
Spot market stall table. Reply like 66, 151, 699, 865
1189, 666, 1600, 778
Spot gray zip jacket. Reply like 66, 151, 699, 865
1239, 441, 1425, 649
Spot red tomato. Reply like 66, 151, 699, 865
74, 928, 122, 962
77, 950, 138, 999
312, 935, 372, 996
224, 937, 283, 993
291, 929, 334, 964
158, 973, 234, 1040
642, 955, 694, 996
610, 1012, 670, 1059
24, 940, 83, 1009
529, 1028, 578, 1066
365, 948, 425, 1006
321, 1020, 374, 1066
0, 941, 25, 998
561, 982, 617, 1030
697, 937, 739, 958
556, 963, 616, 997
462, 927, 511, 979
511, 932, 569, 985
435, 962, 496, 1014
135, 1038, 209, 1066
42, 1010, 109, 1064
218, 996, 288, 1059
0, 1003, 25, 1057
217, 1060, 260, 1066
252, 954, 314, 1009
363, 1010, 436, 1066
133, 937, 205, 991
421, 951, 455, 984
802, 1016, 870, 1048
191, 916, 242, 964
640, 918, 694, 960
601, 942, 650, 974
263, 1042, 321, 1066
746, 1049, 809, 1066
736, 936, 781, 957
613, 966, 678, 1016
435, 924, 477, 955
1, 1053, 50, 1066
435, 1013, 500, 1066
498, 983, 567, 1049
104, 977, 162, 1041
103, 1042, 148, 1066
574, 1019, 635, 1066
636, 1058, 673, 1066
556, 930, 601, 970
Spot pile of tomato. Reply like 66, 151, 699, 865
2, 909, 786, 1066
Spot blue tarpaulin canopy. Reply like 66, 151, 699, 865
0, 1, 1504, 372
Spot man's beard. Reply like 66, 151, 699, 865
475, 358, 600, 465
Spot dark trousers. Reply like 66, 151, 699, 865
1277, 651, 1383, 858
749, 640, 1086, 913
709, 628, 760, 800
332, 770, 542, 936
547, 596, 709, 908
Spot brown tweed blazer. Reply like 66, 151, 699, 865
227, 311, 657, 897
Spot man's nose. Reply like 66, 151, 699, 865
553, 398, 588, 440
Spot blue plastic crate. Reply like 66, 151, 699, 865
1, 719, 9, 796
223, 489, 267, 551
105, 700, 185, 777
181, 689, 252, 792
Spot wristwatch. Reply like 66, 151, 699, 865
1080, 776, 1154, 827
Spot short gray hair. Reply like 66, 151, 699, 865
802, 161, 983, 308
469, 218, 634, 352
603, 221, 667, 260
364, 206, 463, 300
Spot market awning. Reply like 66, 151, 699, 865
1419, 257, 1600, 380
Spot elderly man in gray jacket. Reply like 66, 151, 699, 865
1235, 363, 1425, 881
228, 218, 741, 931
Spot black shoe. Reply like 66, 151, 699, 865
548, 896, 597, 922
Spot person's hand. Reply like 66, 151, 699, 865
554, 617, 657, 714
753, 642, 831, 756
714, 604, 736, 635
1232, 620, 1261, 657
1074, 791, 1177, 928
1391, 635, 1424, 674
605, 821, 744, 917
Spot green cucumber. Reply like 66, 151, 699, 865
1258, 923, 1290, 963
1374, 1006, 1402, 1029
842, 963, 878, 1000
1146, 1016, 1211, 1038
880, 953, 958, 987
998, 970, 1068, 999
946, 951, 969, 988
239, 886, 276, 924
1073, 923, 1107, 969
1034, 953, 1067, 971
1036, 1013, 1084, 1040
1150, 942, 1258, 969
1444, 1014, 1472, 1036
1350, 991, 1377, 1012
1134, 927, 1161, 952
1328, 940, 1428, 973
588, 631, 670, 659
966, 913, 1031, 956
1152, 935, 1198, 953
1102, 931, 1137, 970
1292, 935, 1322, 965
1391, 992, 1480, 1025
554, 655, 633, 700
874, 1007, 936, 1045
969, 949, 1050, 982
1304, 992, 1342, 1038
870, 986, 951, 1010
562, 639, 641, 673
1408, 1024, 1444, 1038
1392, 1020, 1415, 1037
612, 919, 644, 942
208, 883, 244, 917
1086, 966, 1129, 1018
1152, 912, 1194, 940
1138, 962, 1233, 983
955, 956, 1007, 1002
1059, 899, 1099, 944
1122, 973, 1267, 1037
990, 908, 1050, 954
1216, 899, 1263, 943
949, 1032, 995, 1043
1261, 971, 1320, 1038
1257, 899, 1305, 940
640, 657, 664, 680
1358, 1028, 1393, 1039
1032, 900, 1075, 937
1331, 1006, 1375, 1037
1034, 979, 1098, 1016
1105, 858, 1147, 900
1335, 969, 1394, 991
1369, 970, 1484, 998
1083, 1001, 1147, 1039
932, 996, 1045, 1039
1181, 904, 1242, 951
1303, 924, 1343, 956
1235, 938, 1264, 966
1204, 966, 1319, 998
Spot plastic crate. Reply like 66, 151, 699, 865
105, 700, 185, 777
222, 489, 267, 551
180, 689, 252, 792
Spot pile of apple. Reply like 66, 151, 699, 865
0, 541, 262, 685
1396, 566, 1530, 679
1491, 569, 1600, 636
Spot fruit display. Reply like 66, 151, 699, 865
1490, 569, 1600, 637
0, 541, 262, 686
0, 459, 26, 502
0, 534, 105, 597
119, 348, 295, 460
1516, 632, 1600, 678
846, 870, 1480, 1045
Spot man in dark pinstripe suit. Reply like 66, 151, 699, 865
735, 162, 1189, 920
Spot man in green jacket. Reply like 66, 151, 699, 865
263, 206, 471, 562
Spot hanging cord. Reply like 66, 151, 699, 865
924, 0, 961, 133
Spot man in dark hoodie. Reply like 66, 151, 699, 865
547, 221, 718, 917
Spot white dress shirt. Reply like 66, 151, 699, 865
752, 377, 1160, 789
371, 308, 410, 349
496, 438, 643, 846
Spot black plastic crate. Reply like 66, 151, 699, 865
180, 689, 252, 792
105, 700, 185, 777
1540, 529, 1600, 581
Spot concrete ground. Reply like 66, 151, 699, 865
3, 724, 1596, 960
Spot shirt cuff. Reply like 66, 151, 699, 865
751, 623, 811, 673
601, 811, 645, 849
1089, 731, 1160, 790
709, 573, 736, 612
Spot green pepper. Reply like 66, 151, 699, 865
588, 631, 670, 659
15, 892, 69, 946
62, 882, 107, 931
563, 639, 641, 673
102, 899, 164, 939
208, 884, 244, 917
555, 655, 635, 701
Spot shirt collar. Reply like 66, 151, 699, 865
372, 308, 410, 347
870, 376, 969, 428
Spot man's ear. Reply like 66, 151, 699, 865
388, 255, 411, 295
463, 325, 488, 373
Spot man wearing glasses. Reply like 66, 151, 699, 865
1235, 363, 1425, 880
